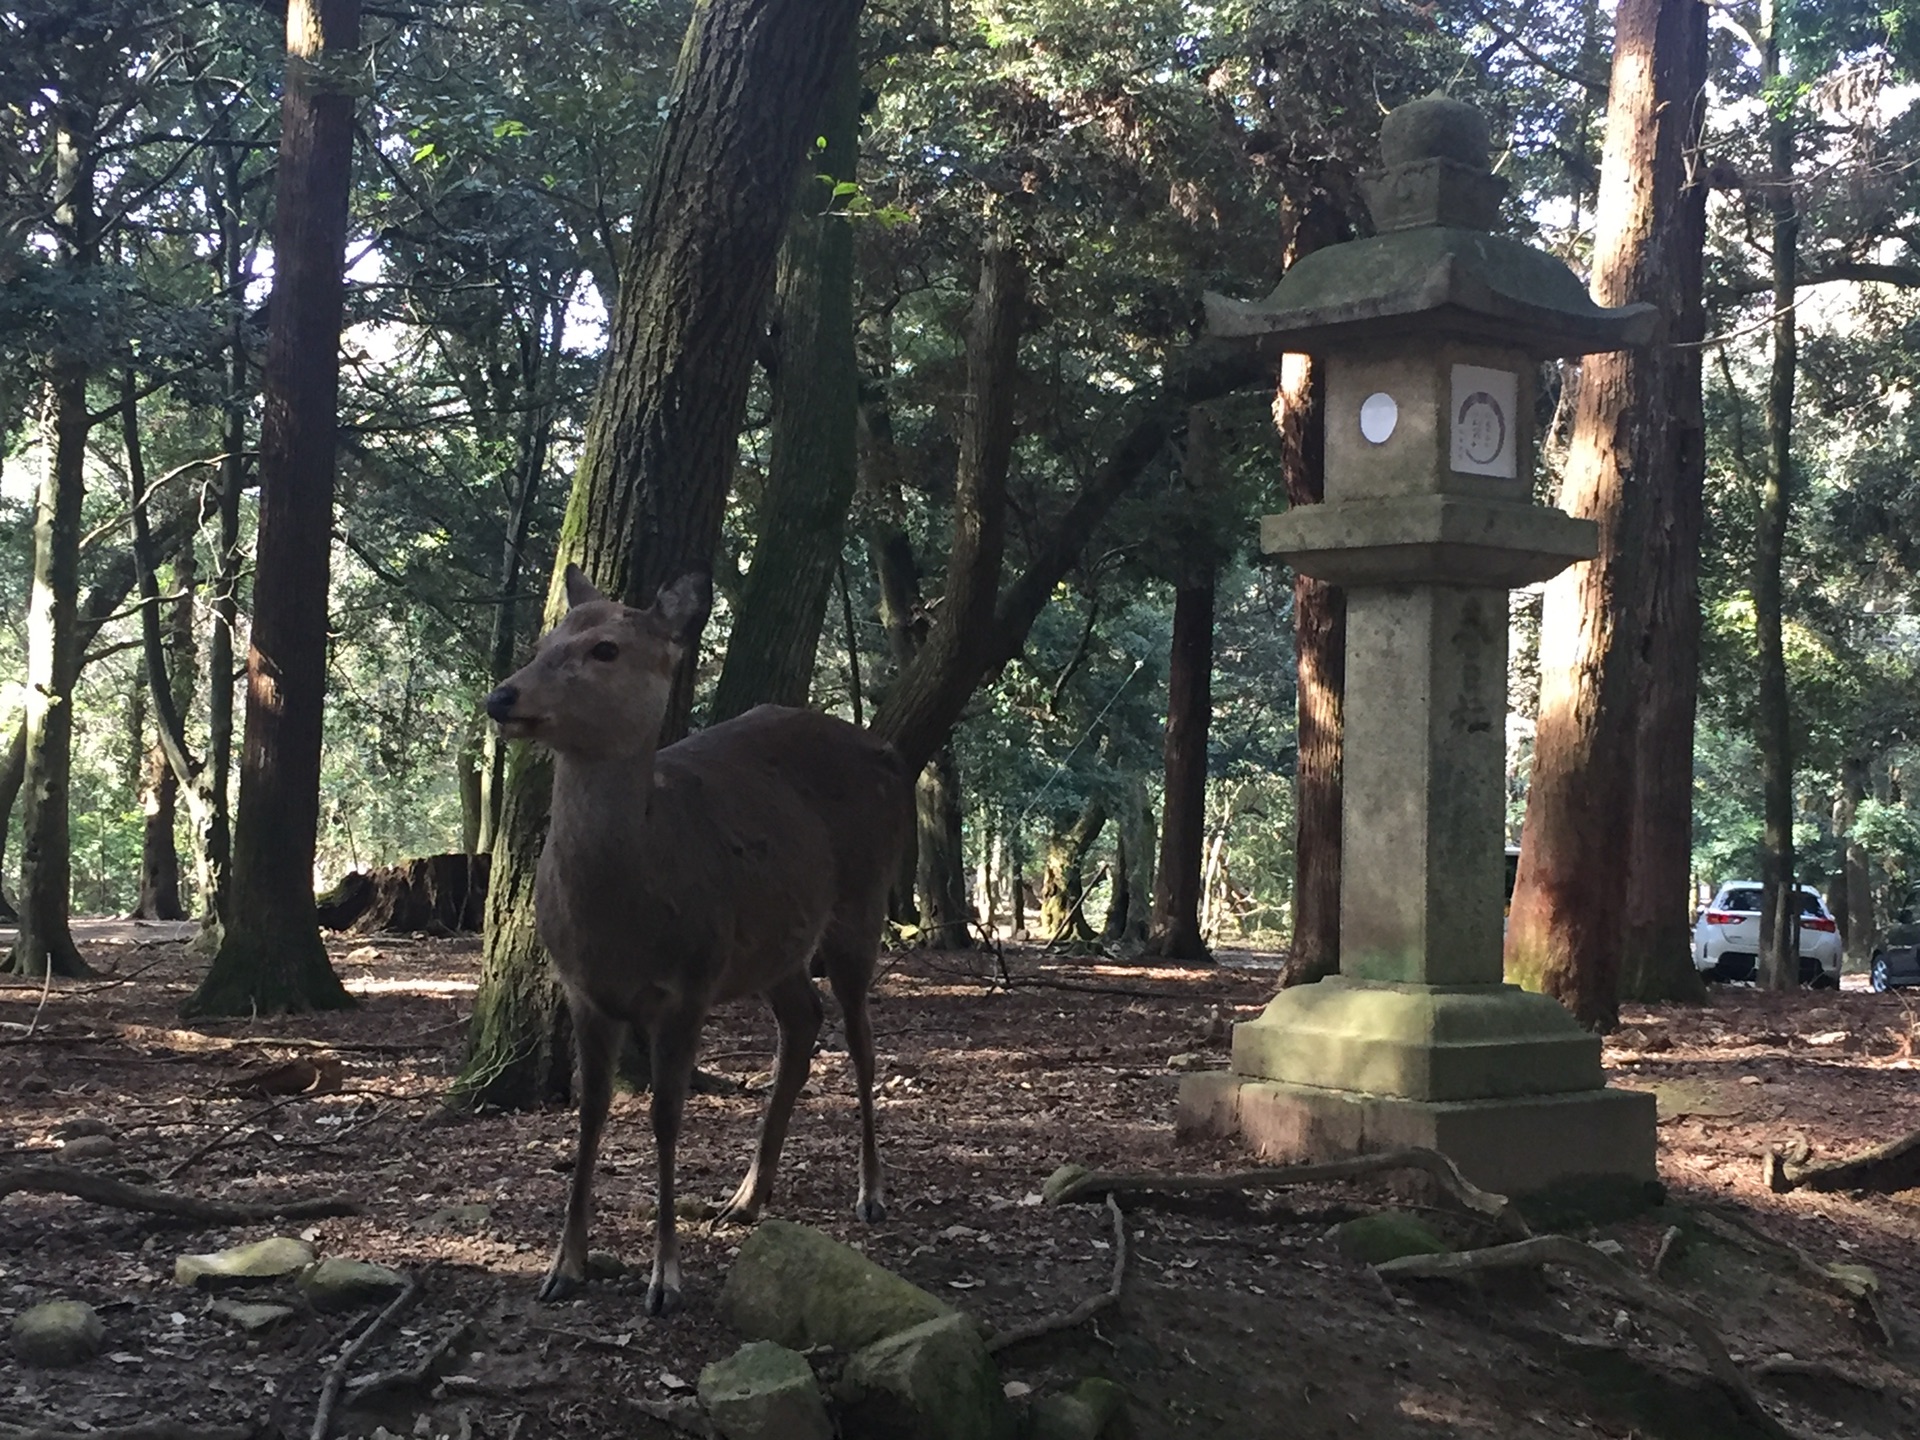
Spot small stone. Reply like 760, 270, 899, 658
210, 1300, 296, 1333
1337, 1212, 1450, 1266
1587, 1239, 1626, 1259
297, 1257, 408, 1311
53, 1117, 113, 1139
413, 1203, 492, 1234
12, 1300, 106, 1367
59, 1134, 117, 1160
698, 1340, 832, 1440
19, 1073, 52, 1093
1164, 1052, 1210, 1072
1028, 1377, 1135, 1440
176, 1237, 316, 1290
585, 1250, 628, 1280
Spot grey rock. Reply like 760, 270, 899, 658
697, 1340, 831, 1440
837, 1313, 1015, 1440
718, 1220, 953, 1353
413, 1203, 491, 1234
1028, 1378, 1135, 1440
297, 1257, 408, 1311
210, 1300, 297, 1333
176, 1236, 317, 1290
59, 1133, 117, 1160
12, 1300, 105, 1367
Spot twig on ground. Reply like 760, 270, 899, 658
1650, 1224, 1684, 1278
987, 1193, 1127, 1354
164, 1098, 300, 1181
1047, 1147, 1531, 1240
311, 1266, 430, 1440
0, 1163, 359, 1221
1748, 1355, 1886, 1391
21, 955, 57, 1039
0, 1427, 256, 1440
344, 1318, 472, 1405
530, 1323, 645, 1351
1375, 1234, 1798, 1440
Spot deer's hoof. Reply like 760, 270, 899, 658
855, 1195, 888, 1224
537, 1268, 584, 1303
644, 1280, 683, 1318
712, 1197, 762, 1230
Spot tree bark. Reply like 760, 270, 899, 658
1042, 796, 1109, 945
1507, 0, 1707, 1027
1103, 773, 1154, 947
456, 0, 862, 1109
868, 238, 1025, 776
188, 0, 362, 1015
710, 40, 862, 722
1841, 757, 1875, 964
1754, 0, 1799, 992
1274, 354, 1343, 988
9, 103, 95, 980
1145, 569, 1215, 962
1614, 0, 1711, 1005
914, 746, 972, 949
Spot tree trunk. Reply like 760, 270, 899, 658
914, 746, 971, 949
1103, 773, 1154, 947
1145, 570, 1214, 961
1841, 757, 1875, 964
187, 0, 362, 1015
1755, 0, 1798, 992
1507, 0, 1706, 1028
456, 0, 863, 1109
9, 104, 95, 980
1612, 0, 1711, 1005
711, 40, 861, 722
869, 239, 1025, 776
1274, 354, 1344, 988
135, 717, 185, 922
1041, 797, 1108, 945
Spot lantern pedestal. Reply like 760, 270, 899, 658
1174, 94, 1659, 1199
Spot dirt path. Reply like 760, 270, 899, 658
4, 932, 1919, 1437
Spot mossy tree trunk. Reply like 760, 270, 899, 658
456, 0, 864, 1109
187, 0, 362, 1016
914, 746, 971, 949
710, 39, 862, 722
1041, 797, 1109, 945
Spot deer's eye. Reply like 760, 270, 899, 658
589, 640, 619, 662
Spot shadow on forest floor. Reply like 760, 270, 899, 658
4, 925, 1920, 1437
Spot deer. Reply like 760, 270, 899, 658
484, 565, 911, 1316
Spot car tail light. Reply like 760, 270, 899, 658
1802, 916, 1838, 933
1704, 910, 1740, 926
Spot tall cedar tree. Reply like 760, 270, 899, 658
457, 0, 865, 1108
1507, 0, 1709, 1026
1144, 409, 1219, 961
1618, 0, 1711, 1002
1755, 0, 1800, 989
10, 99, 98, 979
186, 0, 361, 1014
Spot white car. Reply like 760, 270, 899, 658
1692, 882, 1841, 987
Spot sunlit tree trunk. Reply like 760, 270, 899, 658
1754, 0, 1799, 992
1041, 797, 1108, 945
1613, 0, 1710, 1005
9, 104, 96, 980
1508, 0, 1706, 1027
1275, 354, 1343, 987
187, 0, 362, 1015
457, 0, 863, 1108
711, 40, 861, 722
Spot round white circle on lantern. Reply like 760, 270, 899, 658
1359, 391, 1398, 444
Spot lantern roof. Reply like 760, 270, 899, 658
1204, 97, 1657, 359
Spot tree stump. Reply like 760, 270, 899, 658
317, 854, 488, 935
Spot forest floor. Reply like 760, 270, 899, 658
5, 922, 1920, 1439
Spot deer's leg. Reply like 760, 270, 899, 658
824, 942, 887, 1223
539, 999, 621, 1303
716, 969, 823, 1227
643, 1004, 703, 1318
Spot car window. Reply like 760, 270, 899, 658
1720, 889, 1762, 912
1795, 891, 1828, 917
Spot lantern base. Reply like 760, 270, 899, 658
1176, 1071, 1657, 1198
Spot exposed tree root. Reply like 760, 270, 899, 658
0, 1163, 358, 1221
1045, 1146, 1532, 1239
986, 1194, 1126, 1354
1696, 1211, 1895, 1346
1375, 1235, 1801, 1440
1773, 1126, 1920, 1196
344, 1318, 472, 1406
311, 1267, 428, 1440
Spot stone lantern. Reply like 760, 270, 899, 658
1177, 97, 1659, 1196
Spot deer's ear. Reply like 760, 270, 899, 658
652, 571, 712, 647
563, 563, 607, 610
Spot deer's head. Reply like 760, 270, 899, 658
485, 566, 711, 758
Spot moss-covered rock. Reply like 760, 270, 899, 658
12, 1300, 105, 1367
698, 1340, 831, 1440
718, 1219, 954, 1353
1337, 1211, 1450, 1265
174, 1236, 316, 1290
296, 1257, 408, 1311
1026, 1377, 1135, 1440
837, 1313, 1016, 1440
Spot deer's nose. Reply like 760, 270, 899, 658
484, 685, 520, 722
